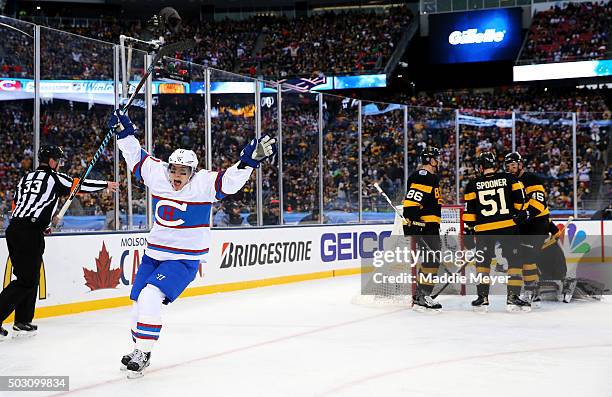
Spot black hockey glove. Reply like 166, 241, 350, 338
403, 220, 425, 236
513, 210, 528, 225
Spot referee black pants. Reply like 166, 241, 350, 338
0, 221, 45, 325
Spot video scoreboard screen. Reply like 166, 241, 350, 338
429, 8, 522, 64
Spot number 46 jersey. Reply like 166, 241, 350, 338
463, 172, 526, 233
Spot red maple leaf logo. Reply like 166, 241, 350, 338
83, 242, 121, 291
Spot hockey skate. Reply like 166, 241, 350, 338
12, 322, 38, 338
561, 278, 577, 303
0, 325, 8, 342
523, 283, 542, 308
412, 294, 442, 313
471, 294, 489, 313
506, 295, 531, 312
120, 349, 137, 371
126, 349, 151, 379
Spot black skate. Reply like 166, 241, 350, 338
507, 294, 531, 312
471, 294, 489, 313
412, 294, 442, 313
12, 322, 38, 338
120, 350, 137, 371
0, 325, 8, 342
126, 349, 151, 379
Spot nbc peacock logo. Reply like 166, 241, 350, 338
563, 224, 591, 254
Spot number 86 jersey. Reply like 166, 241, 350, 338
403, 168, 442, 228
462, 171, 526, 234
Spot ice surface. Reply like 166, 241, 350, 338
1, 275, 611, 397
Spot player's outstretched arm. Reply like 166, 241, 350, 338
206, 136, 277, 201
109, 109, 160, 185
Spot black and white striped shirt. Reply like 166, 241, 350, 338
11, 165, 108, 228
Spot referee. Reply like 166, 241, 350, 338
0, 145, 117, 340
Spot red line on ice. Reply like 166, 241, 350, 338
49, 308, 406, 396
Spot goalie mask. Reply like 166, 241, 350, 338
168, 149, 198, 190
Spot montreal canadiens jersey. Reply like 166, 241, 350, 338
118, 135, 253, 261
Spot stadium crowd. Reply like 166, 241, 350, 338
519, 1, 611, 63
1, 6, 410, 80
253, 7, 410, 78
0, 83, 608, 230
0, 5, 610, 228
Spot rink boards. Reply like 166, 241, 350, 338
0, 220, 610, 320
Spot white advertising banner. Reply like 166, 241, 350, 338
0, 221, 609, 313
0, 224, 395, 309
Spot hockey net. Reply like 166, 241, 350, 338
352, 205, 465, 307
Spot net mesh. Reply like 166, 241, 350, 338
352, 206, 464, 307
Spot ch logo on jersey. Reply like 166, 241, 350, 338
152, 195, 212, 229
155, 200, 188, 227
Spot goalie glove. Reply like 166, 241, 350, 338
239, 135, 277, 169
108, 109, 137, 139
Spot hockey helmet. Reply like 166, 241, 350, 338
420, 146, 440, 164
38, 145, 64, 164
504, 152, 523, 165
168, 148, 198, 175
477, 151, 497, 171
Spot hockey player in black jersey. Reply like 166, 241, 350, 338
505, 152, 553, 306
403, 147, 443, 312
463, 152, 531, 312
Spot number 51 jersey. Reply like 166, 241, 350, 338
462, 172, 526, 233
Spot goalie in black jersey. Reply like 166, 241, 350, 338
505, 152, 562, 306
403, 147, 443, 312
463, 152, 531, 312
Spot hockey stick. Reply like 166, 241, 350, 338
541, 216, 574, 250
431, 261, 471, 299
55, 39, 195, 221
373, 183, 409, 223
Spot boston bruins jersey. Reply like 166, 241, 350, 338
463, 172, 526, 233
403, 168, 442, 228
520, 171, 550, 220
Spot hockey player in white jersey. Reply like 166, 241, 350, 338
109, 109, 276, 378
